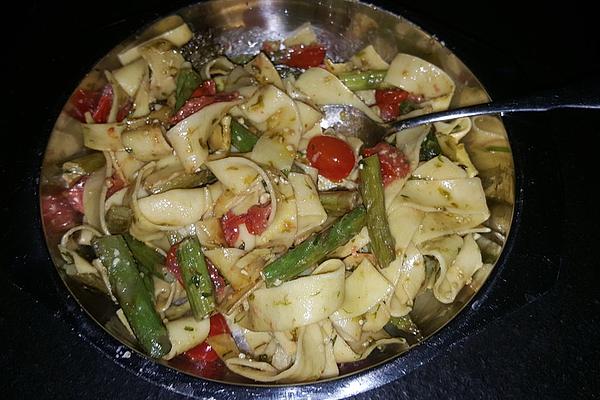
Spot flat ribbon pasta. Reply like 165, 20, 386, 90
331, 258, 393, 320
385, 53, 455, 112
166, 100, 239, 173
288, 172, 327, 240
244, 259, 345, 332
431, 233, 483, 303
381, 242, 426, 317
294, 67, 383, 122
237, 85, 303, 170
226, 323, 330, 383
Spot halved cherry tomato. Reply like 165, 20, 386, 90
283, 44, 326, 68
307, 135, 356, 181
362, 142, 410, 185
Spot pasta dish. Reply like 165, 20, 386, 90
41, 19, 501, 383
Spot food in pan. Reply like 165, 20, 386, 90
42, 20, 496, 383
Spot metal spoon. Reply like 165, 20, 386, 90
321, 80, 600, 147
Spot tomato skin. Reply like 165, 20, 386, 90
69, 84, 131, 123
307, 135, 356, 181
220, 203, 271, 247
362, 142, 410, 185
220, 211, 244, 247
41, 189, 81, 233
284, 44, 326, 68
375, 89, 410, 121
243, 203, 271, 235
185, 341, 219, 363
170, 91, 239, 125
184, 314, 230, 364
69, 89, 101, 122
191, 80, 217, 97
92, 84, 113, 123
208, 313, 230, 336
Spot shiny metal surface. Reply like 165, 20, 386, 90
323, 79, 600, 145
39, 0, 515, 388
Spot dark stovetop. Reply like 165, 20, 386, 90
1, 1, 599, 399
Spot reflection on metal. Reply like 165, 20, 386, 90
39, 0, 515, 387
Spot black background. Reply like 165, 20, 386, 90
2, 0, 600, 399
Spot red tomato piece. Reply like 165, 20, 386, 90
69, 89, 101, 122
375, 88, 410, 121
170, 91, 240, 125
191, 80, 217, 97
92, 84, 114, 123
206, 260, 227, 298
208, 313, 230, 337
220, 211, 245, 247
307, 135, 356, 181
65, 176, 88, 214
284, 44, 327, 68
243, 203, 271, 235
165, 244, 183, 284
184, 341, 219, 363
362, 142, 410, 185
41, 187, 81, 233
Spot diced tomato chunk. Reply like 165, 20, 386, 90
283, 44, 326, 68
375, 88, 410, 121
362, 142, 410, 185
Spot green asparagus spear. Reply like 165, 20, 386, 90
145, 169, 216, 195
230, 119, 259, 152
262, 206, 367, 287
92, 235, 171, 358
123, 233, 172, 283
338, 70, 387, 91
359, 155, 396, 268
319, 191, 361, 216
105, 205, 133, 234
176, 237, 215, 320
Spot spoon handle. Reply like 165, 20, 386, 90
394, 79, 600, 130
